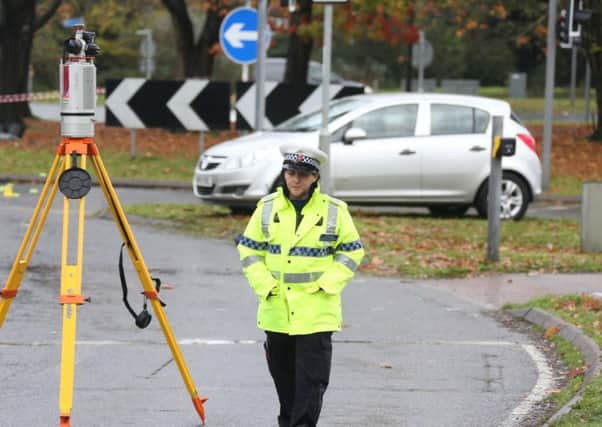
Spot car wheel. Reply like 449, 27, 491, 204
428, 205, 470, 218
475, 172, 530, 220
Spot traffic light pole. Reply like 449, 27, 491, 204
319, 4, 333, 194
255, 0, 268, 131
542, 0, 557, 192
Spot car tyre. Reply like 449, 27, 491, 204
475, 172, 530, 220
428, 205, 470, 218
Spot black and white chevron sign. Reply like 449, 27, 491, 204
235, 82, 365, 130
105, 79, 231, 131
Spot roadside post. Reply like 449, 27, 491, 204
542, 0, 557, 192
256, 0, 268, 131
487, 116, 517, 262
131, 29, 156, 160
313, 0, 348, 193
487, 117, 503, 262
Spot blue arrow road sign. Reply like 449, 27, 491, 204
220, 7, 270, 65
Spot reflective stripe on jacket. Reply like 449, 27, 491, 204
237, 186, 365, 335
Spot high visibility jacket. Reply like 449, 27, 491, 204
237, 186, 365, 335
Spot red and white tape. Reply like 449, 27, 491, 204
0, 87, 105, 104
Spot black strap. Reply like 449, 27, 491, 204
119, 243, 165, 323
119, 243, 139, 320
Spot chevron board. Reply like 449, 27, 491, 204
235, 82, 365, 130
105, 79, 231, 131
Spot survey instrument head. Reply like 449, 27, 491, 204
60, 25, 100, 138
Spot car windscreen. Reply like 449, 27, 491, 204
274, 98, 366, 132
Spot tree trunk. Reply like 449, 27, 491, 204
583, 3, 602, 141
0, 1, 35, 136
592, 73, 602, 141
589, 36, 602, 141
187, 7, 221, 77
0, 0, 61, 136
283, 0, 313, 84
162, 0, 225, 78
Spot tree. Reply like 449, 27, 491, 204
283, 0, 313, 83
578, 1, 602, 140
0, 0, 61, 136
161, 0, 233, 78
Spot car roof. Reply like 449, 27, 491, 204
342, 92, 511, 113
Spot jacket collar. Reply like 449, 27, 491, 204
275, 185, 327, 246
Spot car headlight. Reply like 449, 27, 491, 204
221, 147, 272, 170
221, 156, 241, 170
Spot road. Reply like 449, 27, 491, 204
0, 186, 560, 426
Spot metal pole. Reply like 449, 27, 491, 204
585, 59, 591, 123
319, 4, 333, 194
542, 0, 557, 192
243, 0, 251, 83
199, 131, 205, 156
570, 44, 577, 108
487, 116, 504, 262
255, 0, 267, 131
417, 30, 425, 92
130, 128, 137, 160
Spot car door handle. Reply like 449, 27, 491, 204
470, 145, 486, 152
399, 149, 416, 155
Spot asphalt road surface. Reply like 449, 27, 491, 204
0, 186, 561, 426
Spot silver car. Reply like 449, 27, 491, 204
193, 93, 542, 220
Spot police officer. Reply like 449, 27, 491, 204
237, 145, 365, 427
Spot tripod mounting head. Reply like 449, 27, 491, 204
63, 25, 100, 60
60, 25, 100, 139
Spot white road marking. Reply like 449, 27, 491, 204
501, 344, 556, 427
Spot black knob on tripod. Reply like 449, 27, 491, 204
58, 152, 92, 199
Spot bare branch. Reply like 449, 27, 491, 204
33, 0, 62, 32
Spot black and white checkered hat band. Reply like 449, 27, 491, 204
283, 152, 320, 169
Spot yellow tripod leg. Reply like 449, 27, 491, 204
59, 155, 86, 427
0, 154, 64, 327
58, 154, 88, 427
89, 152, 208, 423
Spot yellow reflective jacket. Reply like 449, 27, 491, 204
237, 186, 364, 335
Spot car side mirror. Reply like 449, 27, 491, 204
343, 127, 367, 145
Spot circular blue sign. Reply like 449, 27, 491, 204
220, 7, 270, 65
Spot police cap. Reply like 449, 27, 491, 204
280, 145, 328, 174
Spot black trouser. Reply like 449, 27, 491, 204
264, 331, 333, 427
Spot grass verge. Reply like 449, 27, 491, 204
123, 203, 602, 279
0, 143, 196, 182
507, 295, 602, 425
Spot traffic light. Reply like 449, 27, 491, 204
573, 7, 592, 26
572, 6, 592, 45
558, 9, 570, 47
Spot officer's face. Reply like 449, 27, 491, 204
284, 169, 319, 200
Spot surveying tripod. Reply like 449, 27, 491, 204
0, 26, 207, 427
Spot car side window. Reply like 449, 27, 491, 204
474, 109, 490, 133
430, 104, 490, 135
351, 104, 418, 139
